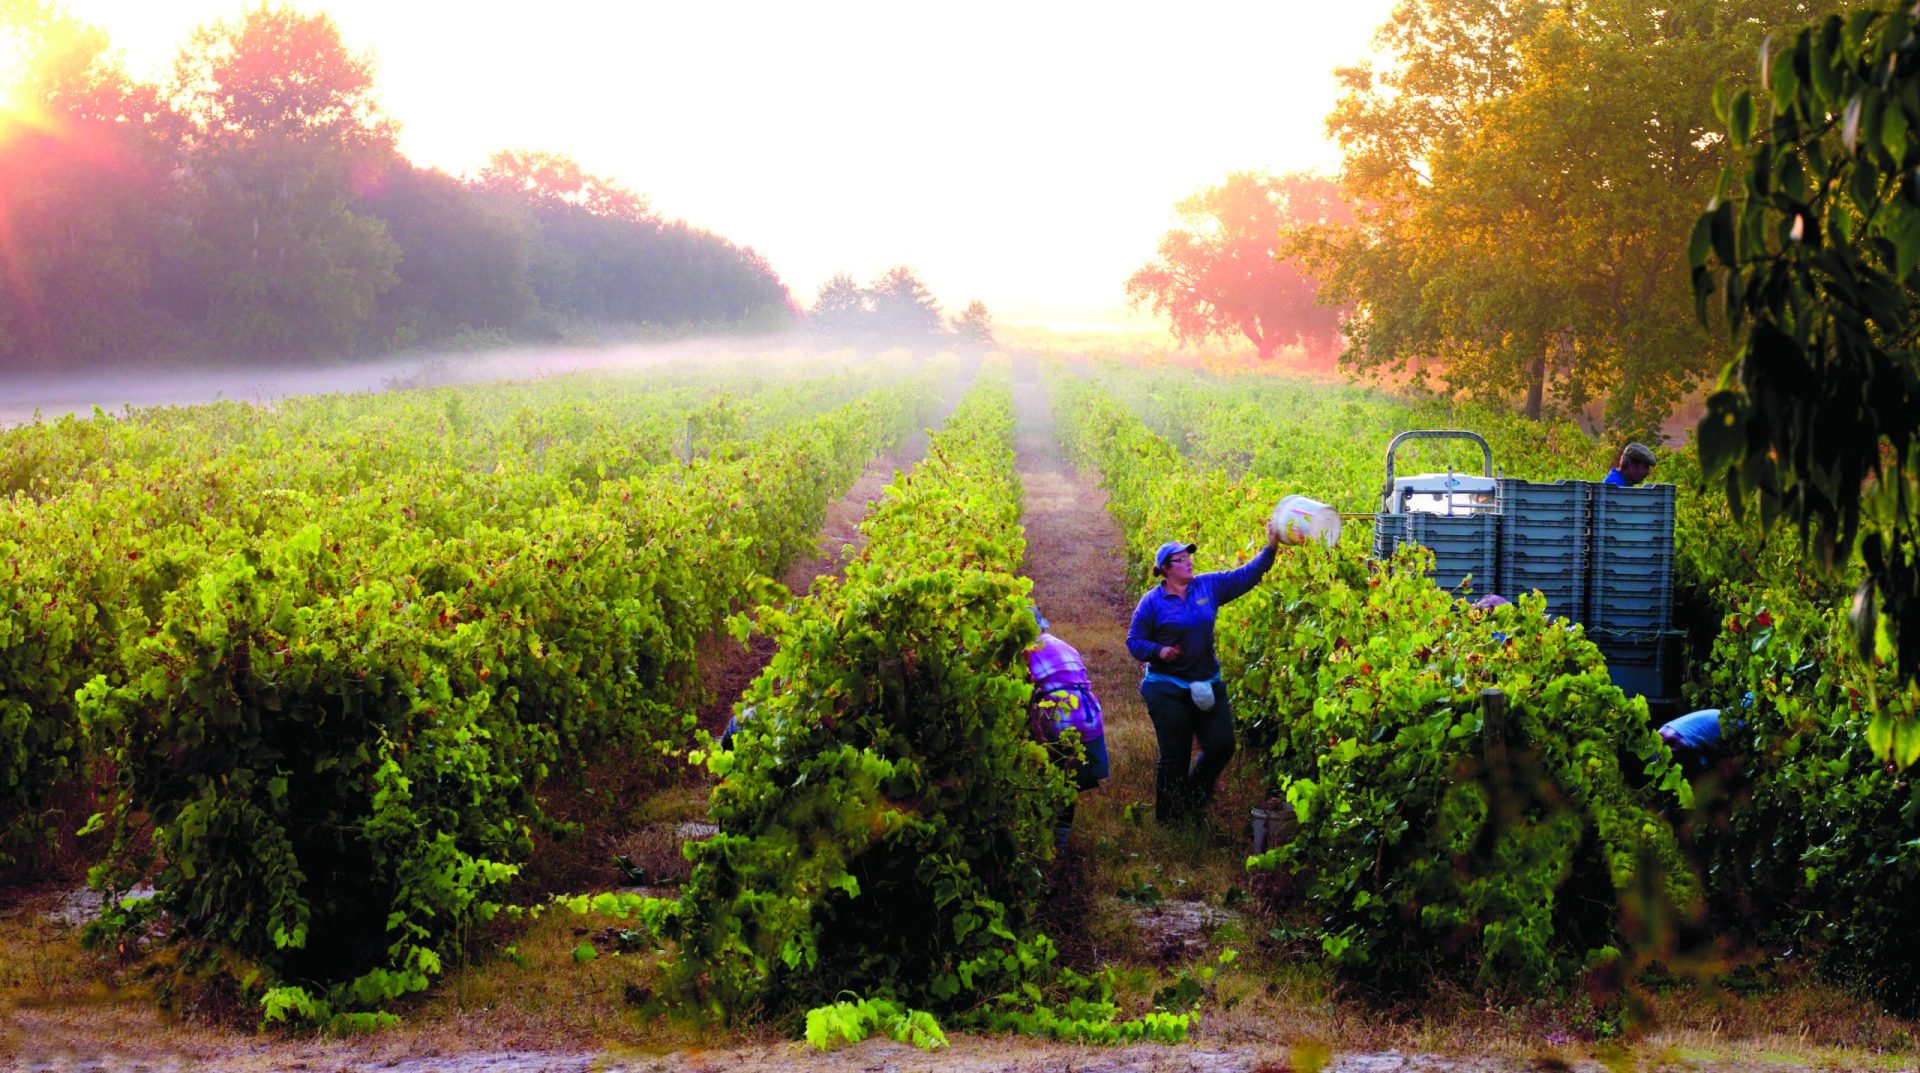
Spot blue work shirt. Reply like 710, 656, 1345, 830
1603, 468, 1629, 486
1658, 709, 1723, 761
1126, 545, 1276, 681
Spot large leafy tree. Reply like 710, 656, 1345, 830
1297, 0, 1806, 428
1692, 3, 1920, 762
1128, 172, 1348, 363
169, 2, 392, 149
170, 4, 399, 356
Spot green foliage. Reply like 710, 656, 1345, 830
662, 380, 1077, 1019
1653, 450, 1917, 1007
1303, 0, 1802, 427
1053, 368, 1696, 996
1692, 587, 1920, 1012
0, 528, 92, 866
1690, 2, 1920, 752
804, 997, 948, 1052
6, 363, 931, 1023
981, 998, 1192, 1044
1244, 569, 1694, 993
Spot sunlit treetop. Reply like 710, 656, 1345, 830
476, 148, 653, 223
0, 0, 162, 138
170, 3, 392, 151
0, 1, 57, 138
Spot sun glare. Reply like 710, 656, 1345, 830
0, 37, 27, 123
0, 33, 51, 147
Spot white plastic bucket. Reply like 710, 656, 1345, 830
1250, 804, 1296, 853
1270, 494, 1342, 546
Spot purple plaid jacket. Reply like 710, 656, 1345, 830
1027, 633, 1104, 740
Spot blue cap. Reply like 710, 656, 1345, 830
1153, 541, 1197, 572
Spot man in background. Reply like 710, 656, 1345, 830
1605, 443, 1657, 486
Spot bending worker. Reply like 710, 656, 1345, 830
1604, 442, 1657, 487
1025, 606, 1107, 848
1658, 708, 1725, 771
1126, 522, 1284, 825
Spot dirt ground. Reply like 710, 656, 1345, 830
4, 378, 1913, 1073
0, 1019, 1772, 1073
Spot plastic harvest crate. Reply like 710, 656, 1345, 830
1374, 512, 1501, 597
1370, 477, 1681, 699
1415, 513, 1499, 597
1494, 478, 1589, 622
1371, 514, 1406, 561
1589, 484, 1676, 634
1589, 626, 1681, 698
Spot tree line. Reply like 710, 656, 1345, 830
809, 265, 996, 348
0, 2, 791, 373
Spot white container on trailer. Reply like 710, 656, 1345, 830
1384, 472, 1499, 516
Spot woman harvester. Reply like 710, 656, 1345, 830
1126, 520, 1284, 825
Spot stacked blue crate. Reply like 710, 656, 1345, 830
1588, 483, 1679, 697
1369, 474, 1679, 698
1369, 512, 1499, 597
1405, 513, 1500, 597
1370, 513, 1407, 561
1493, 478, 1589, 622
1593, 640, 1679, 699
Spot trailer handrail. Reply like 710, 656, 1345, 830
1381, 430, 1494, 512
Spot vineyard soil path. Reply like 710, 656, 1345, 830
1007, 382, 1145, 859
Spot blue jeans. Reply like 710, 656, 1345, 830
1140, 677, 1235, 824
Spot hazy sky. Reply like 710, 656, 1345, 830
59, 1, 1398, 330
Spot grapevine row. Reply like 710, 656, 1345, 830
630, 373, 1187, 1044
3, 366, 937, 1027
1050, 370, 1693, 993
0, 364, 916, 869
1075, 360, 1920, 1010
0, 358, 895, 503
667, 373, 1067, 1019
